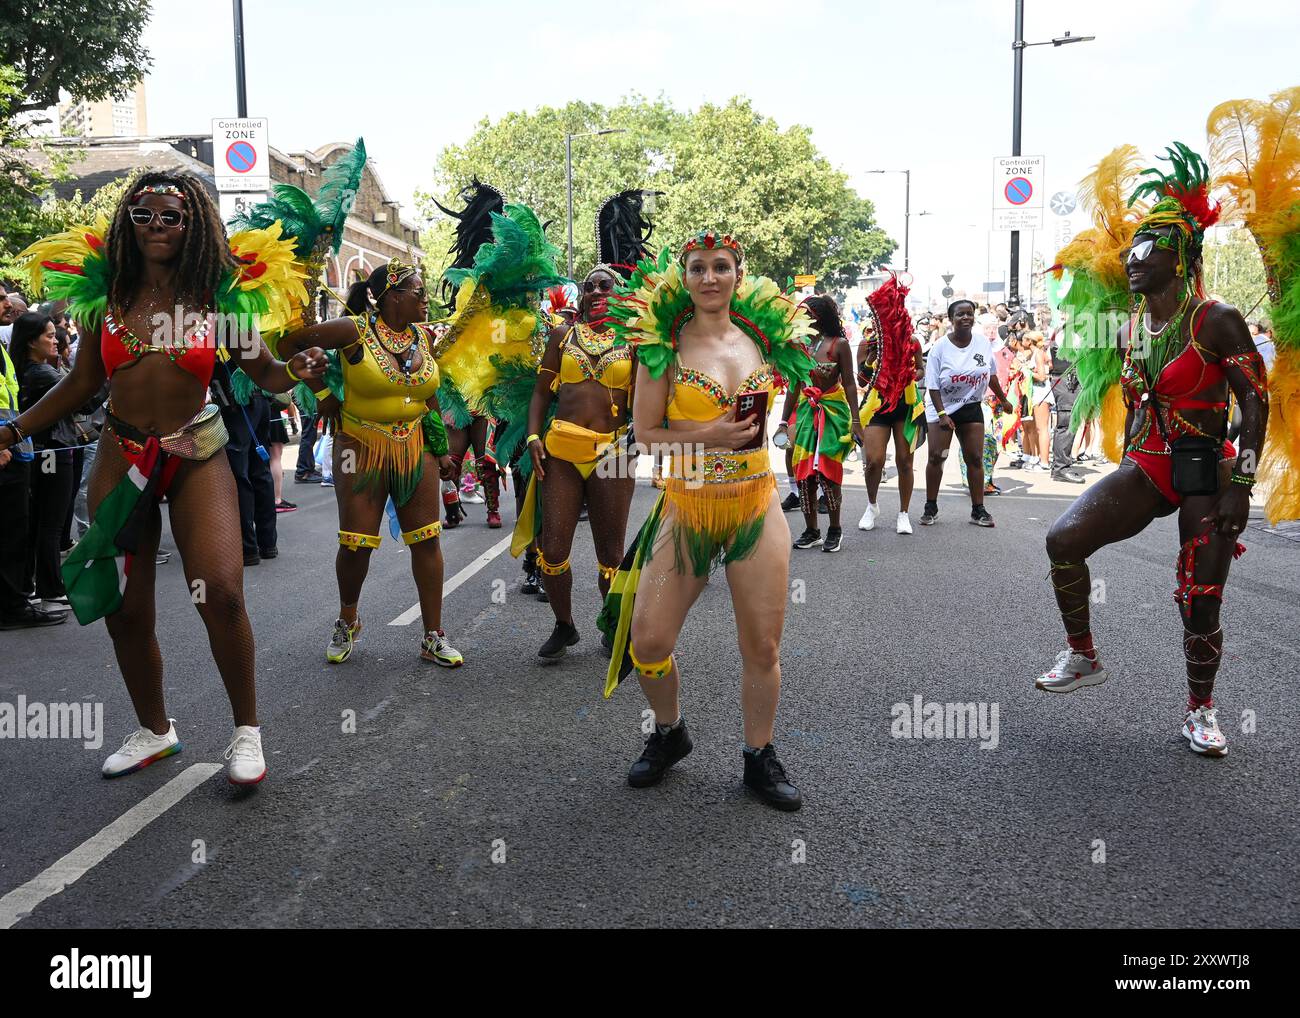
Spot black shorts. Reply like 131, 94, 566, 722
948, 402, 984, 426
868, 400, 911, 427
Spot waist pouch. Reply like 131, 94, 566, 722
1170, 436, 1222, 496
108, 403, 229, 461
545, 418, 618, 464
1150, 398, 1223, 497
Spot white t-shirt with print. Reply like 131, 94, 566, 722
923, 333, 993, 422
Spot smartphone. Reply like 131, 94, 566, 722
734, 389, 769, 452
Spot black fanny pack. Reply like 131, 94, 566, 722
1150, 398, 1223, 497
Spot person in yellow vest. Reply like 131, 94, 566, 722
279, 259, 462, 667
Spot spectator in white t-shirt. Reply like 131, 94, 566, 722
920, 299, 1013, 528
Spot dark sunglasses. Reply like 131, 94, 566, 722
128, 206, 185, 228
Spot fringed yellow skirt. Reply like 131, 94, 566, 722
663, 447, 775, 576
340, 411, 426, 507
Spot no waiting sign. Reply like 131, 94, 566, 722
212, 117, 269, 192
992, 155, 1045, 231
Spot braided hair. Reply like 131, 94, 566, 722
803, 294, 845, 338
106, 171, 237, 313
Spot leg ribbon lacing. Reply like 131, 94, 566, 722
537, 550, 571, 576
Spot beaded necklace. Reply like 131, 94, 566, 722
1132, 292, 1191, 389
361, 315, 434, 403
373, 313, 417, 356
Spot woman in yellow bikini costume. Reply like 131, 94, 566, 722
515, 190, 656, 663
597, 230, 815, 811
280, 259, 462, 667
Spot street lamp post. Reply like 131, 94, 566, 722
867, 169, 910, 273
1009, 0, 1093, 303
232, 0, 248, 117
565, 128, 627, 279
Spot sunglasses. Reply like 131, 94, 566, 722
128, 206, 185, 228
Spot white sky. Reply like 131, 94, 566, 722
142, 0, 1300, 306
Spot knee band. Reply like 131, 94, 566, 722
629, 645, 673, 679
598, 563, 619, 582
537, 551, 570, 576
339, 530, 381, 550
402, 521, 442, 545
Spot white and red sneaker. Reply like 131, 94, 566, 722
223, 725, 266, 785
1183, 706, 1228, 757
1035, 648, 1107, 693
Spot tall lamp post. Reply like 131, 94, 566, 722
867, 169, 910, 273
1009, 0, 1093, 303
232, 0, 248, 117
565, 128, 626, 279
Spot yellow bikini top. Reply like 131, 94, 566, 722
340, 314, 441, 424
667, 362, 776, 422
552, 322, 632, 393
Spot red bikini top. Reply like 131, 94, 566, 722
1122, 301, 1227, 412
101, 309, 218, 387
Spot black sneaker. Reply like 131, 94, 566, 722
521, 563, 541, 595
538, 621, 579, 663
920, 501, 939, 526
0, 604, 69, 630
793, 528, 822, 550
817, 494, 829, 515
780, 492, 800, 512
295, 470, 323, 484
743, 744, 803, 811
822, 527, 842, 553
628, 719, 693, 788
971, 504, 995, 527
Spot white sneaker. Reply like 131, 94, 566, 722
858, 503, 879, 531
1035, 648, 1107, 693
223, 725, 266, 784
1183, 706, 1228, 757
102, 721, 182, 778
896, 512, 913, 535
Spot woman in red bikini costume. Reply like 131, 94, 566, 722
0, 172, 327, 784
1036, 146, 1268, 758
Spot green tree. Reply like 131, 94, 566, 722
0, 63, 55, 268
1203, 228, 1270, 322
417, 96, 895, 286
0, 0, 152, 114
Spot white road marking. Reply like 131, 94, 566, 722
388, 535, 514, 626
0, 763, 221, 929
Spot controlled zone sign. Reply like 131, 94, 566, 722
212, 117, 269, 192
992, 155, 1045, 231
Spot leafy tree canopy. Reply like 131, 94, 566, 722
417, 96, 895, 289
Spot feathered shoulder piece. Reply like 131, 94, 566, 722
1208, 86, 1300, 524
228, 137, 367, 334
19, 216, 112, 329
434, 202, 566, 412
19, 214, 306, 341
222, 221, 308, 335
607, 246, 815, 384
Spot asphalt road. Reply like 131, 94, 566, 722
2, 446, 1298, 929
